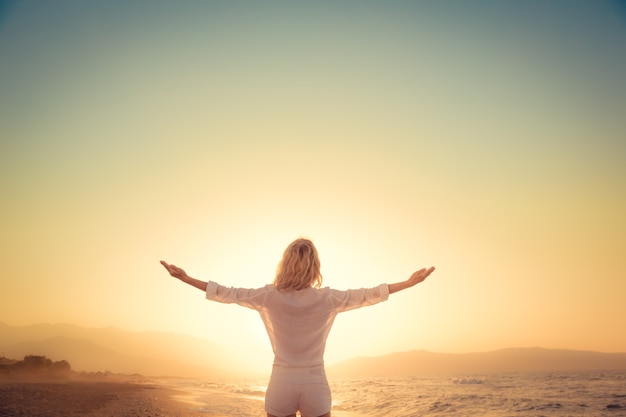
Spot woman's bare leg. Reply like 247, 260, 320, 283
267, 411, 330, 417
267, 411, 329, 417
266, 413, 330, 417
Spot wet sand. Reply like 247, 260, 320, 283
0, 375, 212, 417
0, 374, 360, 417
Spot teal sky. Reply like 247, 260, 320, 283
1, 1, 625, 370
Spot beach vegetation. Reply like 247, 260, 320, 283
0, 355, 71, 375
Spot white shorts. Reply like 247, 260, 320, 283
265, 365, 331, 417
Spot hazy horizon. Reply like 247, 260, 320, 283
5, 320, 626, 356
1, 0, 625, 369
3, 321, 626, 378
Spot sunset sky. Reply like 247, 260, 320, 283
1, 1, 625, 372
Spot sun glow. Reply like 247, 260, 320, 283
1, 1, 625, 377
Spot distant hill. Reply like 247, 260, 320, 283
4, 323, 625, 378
0, 322, 250, 378
327, 348, 626, 377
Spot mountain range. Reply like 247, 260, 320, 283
326, 348, 626, 377
0, 322, 235, 378
2, 322, 625, 378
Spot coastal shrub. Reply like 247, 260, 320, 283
0, 355, 72, 374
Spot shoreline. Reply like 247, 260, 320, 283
0, 374, 366, 417
0, 375, 212, 417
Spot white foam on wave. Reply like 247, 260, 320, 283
451, 377, 485, 384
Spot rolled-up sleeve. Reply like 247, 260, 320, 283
329, 284, 389, 313
205, 281, 268, 310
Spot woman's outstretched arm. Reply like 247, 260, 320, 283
160, 260, 208, 291
388, 266, 435, 295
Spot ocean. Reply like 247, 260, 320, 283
169, 370, 626, 416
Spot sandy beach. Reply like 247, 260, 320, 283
0, 373, 363, 417
0, 375, 211, 417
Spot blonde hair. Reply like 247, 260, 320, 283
274, 238, 322, 291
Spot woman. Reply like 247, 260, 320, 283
161, 238, 435, 417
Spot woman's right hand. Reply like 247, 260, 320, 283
388, 266, 435, 294
160, 260, 190, 281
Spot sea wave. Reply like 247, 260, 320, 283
167, 370, 626, 417
451, 376, 484, 384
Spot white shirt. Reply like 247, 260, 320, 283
205, 282, 390, 368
